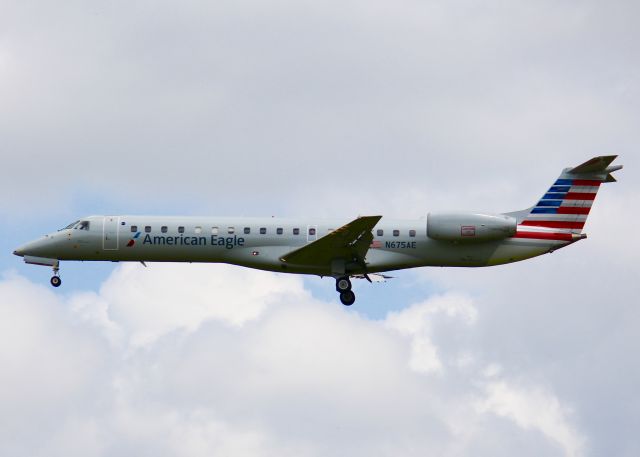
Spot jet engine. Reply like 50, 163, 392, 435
427, 212, 516, 242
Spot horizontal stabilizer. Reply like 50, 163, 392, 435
567, 155, 622, 183
569, 155, 618, 174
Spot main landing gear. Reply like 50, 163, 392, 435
50, 264, 61, 288
336, 276, 356, 306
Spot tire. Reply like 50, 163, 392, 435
336, 277, 352, 292
50, 276, 62, 288
339, 290, 356, 306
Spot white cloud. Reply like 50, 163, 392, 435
477, 381, 585, 457
0, 265, 590, 456
386, 293, 477, 374
0, 274, 112, 457
94, 262, 308, 347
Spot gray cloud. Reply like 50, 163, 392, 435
1, 0, 638, 218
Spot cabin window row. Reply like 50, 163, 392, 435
377, 229, 416, 237
129, 225, 310, 236
129, 225, 417, 238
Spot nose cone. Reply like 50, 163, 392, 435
13, 237, 51, 258
13, 245, 27, 257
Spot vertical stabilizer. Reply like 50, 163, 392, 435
520, 155, 622, 233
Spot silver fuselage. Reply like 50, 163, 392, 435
14, 215, 573, 276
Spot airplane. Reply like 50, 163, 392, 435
13, 155, 622, 306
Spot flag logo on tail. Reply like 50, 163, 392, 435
522, 179, 601, 232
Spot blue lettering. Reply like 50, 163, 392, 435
139, 234, 245, 248
211, 235, 245, 249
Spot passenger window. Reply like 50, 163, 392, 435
228, 227, 235, 234
244, 227, 250, 234
145, 226, 151, 233
393, 229, 400, 237
409, 229, 416, 237
178, 226, 185, 234
131, 226, 138, 232
161, 226, 168, 233
293, 228, 300, 235
260, 227, 267, 235
277, 227, 283, 235
211, 227, 218, 235
377, 229, 383, 236
309, 228, 316, 236
195, 226, 202, 234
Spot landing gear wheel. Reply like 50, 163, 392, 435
335, 277, 352, 292
339, 290, 356, 306
50, 276, 62, 288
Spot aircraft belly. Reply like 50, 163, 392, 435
365, 249, 424, 272
425, 241, 501, 267
366, 240, 499, 269
367, 237, 560, 270
486, 238, 566, 266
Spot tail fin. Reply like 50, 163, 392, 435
520, 155, 623, 233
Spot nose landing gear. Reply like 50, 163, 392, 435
50, 263, 61, 288
335, 276, 355, 306
336, 277, 351, 293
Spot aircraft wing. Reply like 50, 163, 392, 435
279, 215, 382, 267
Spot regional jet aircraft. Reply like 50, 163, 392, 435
14, 156, 622, 305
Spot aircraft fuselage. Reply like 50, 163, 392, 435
14, 215, 570, 277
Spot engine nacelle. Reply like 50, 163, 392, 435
427, 212, 516, 242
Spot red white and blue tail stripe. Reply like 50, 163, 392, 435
511, 155, 622, 241
521, 178, 601, 232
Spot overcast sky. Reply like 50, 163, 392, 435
1, 1, 638, 456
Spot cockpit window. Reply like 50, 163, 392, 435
61, 220, 80, 230
77, 221, 90, 230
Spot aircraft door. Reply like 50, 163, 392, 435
103, 216, 120, 250
307, 225, 317, 242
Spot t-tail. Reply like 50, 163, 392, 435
518, 155, 622, 235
